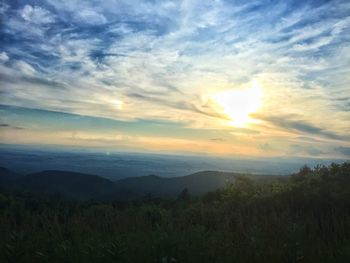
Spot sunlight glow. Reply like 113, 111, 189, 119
214, 81, 263, 127
112, 99, 123, 110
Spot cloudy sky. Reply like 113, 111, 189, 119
0, 0, 349, 158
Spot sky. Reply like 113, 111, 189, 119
0, 0, 349, 159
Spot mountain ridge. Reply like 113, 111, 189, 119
0, 167, 282, 200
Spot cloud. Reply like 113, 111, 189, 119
210, 138, 225, 142
288, 144, 325, 157
259, 143, 271, 151
20, 5, 55, 24
12, 60, 36, 76
3, 4, 55, 38
256, 114, 349, 141
0, 2, 9, 15
0, 123, 24, 130
0, 52, 9, 63
0, 0, 349, 157
70, 132, 126, 144
332, 95, 350, 112
335, 146, 350, 157
76, 9, 107, 25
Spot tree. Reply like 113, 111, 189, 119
177, 188, 190, 201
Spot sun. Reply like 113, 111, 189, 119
214, 81, 263, 127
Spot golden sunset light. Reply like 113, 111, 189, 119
214, 81, 263, 127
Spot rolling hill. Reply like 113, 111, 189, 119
114, 171, 238, 198
0, 167, 282, 200
18, 170, 118, 200
0, 167, 22, 190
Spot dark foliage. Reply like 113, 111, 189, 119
0, 162, 349, 262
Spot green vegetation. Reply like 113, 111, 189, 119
0, 162, 349, 262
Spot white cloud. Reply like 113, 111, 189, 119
3, 4, 55, 38
1, 0, 349, 155
0, 52, 9, 63
13, 60, 36, 75
293, 35, 334, 51
0, 2, 9, 14
21, 5, 55, 24
76, 9, 107, 25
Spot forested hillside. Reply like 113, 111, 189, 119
0, 168, 280, 200
0, 162, 349, 262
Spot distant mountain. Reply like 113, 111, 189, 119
0, 167, 282, 200
114, 171, 239, 198
0, 168, 122, 200
0, 167, 22, 190
114, 171, 284, 198
19, 170, 119, 200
